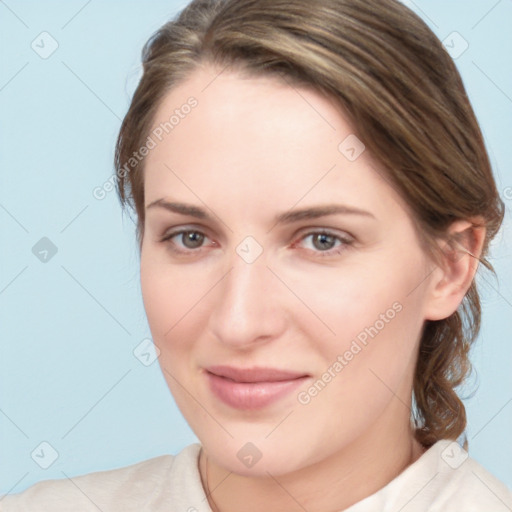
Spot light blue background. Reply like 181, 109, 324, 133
1, 0, 511, 495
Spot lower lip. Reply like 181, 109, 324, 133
206, 372, 309, 410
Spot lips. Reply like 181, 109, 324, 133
207, 365, 307, 383
205, 365, 310, 410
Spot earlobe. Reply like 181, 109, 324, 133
423, 218, 486, 321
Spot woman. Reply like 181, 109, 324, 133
2, 0, 511, 510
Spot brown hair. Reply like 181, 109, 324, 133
114, 0, 504, 448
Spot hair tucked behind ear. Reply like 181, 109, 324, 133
114, 0, 505, 447
413, 285, 480, 448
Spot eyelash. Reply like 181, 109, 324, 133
159, 228, 354, 258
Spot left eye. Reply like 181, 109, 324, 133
294, 231, 353, 256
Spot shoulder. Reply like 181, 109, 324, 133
0, 444, 205, 512
346, 440, 512, 512
427, 441, 512, 510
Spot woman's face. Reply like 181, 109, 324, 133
140, 64, 435, 476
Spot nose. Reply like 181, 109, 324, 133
207, 244, 287, 350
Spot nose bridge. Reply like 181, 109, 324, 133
208, 241, 284, 347
222, 246, 272, 321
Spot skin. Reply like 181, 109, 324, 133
140, 64, 485, 512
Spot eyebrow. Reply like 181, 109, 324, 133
145, 199, 376, 224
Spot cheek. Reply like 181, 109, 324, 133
140, 255, 217, 367
140, 258, 210, 414
140, 260, 173, 340
294, 255, 426, 418
277, 249, 425, 362
292, 294, 424, 450
141, 252, 197, 337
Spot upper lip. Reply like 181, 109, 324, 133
206, 365, 308, 383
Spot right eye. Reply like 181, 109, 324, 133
160, 228, 217, 255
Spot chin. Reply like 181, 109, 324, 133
201, 433, 319, 478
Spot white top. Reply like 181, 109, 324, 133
1, 440, 511, 511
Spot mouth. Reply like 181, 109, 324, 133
205, 365, 310, 410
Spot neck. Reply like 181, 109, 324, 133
199, 401, 426, 512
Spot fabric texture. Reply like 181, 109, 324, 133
1, 440, 511, 511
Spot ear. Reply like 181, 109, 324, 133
423, 218, 486, 321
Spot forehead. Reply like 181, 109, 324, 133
143, 65, 408, 223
